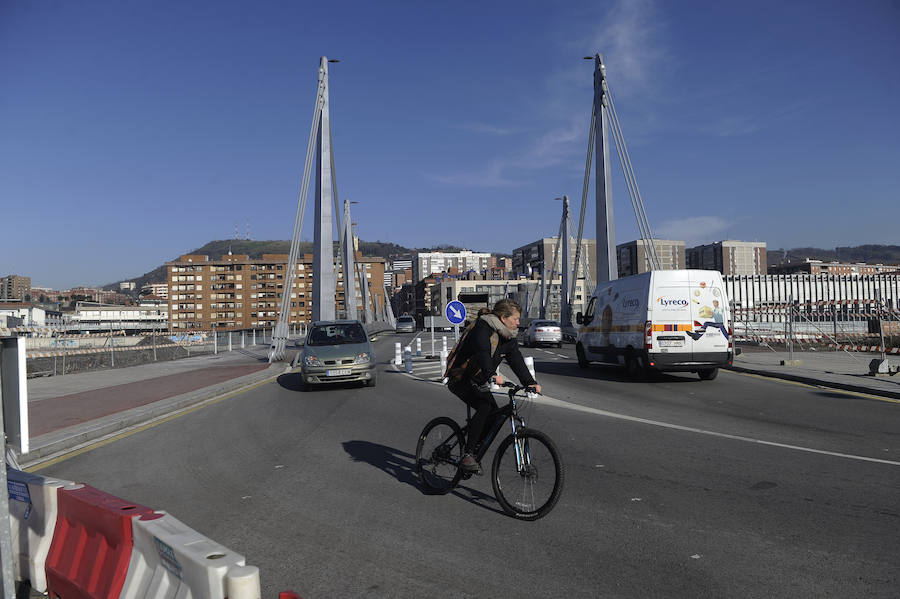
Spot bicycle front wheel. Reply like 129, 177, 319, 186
416, 417, 465, 494
491, 428, 564, 520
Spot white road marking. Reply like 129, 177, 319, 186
495, 367, 900, 467
535, 394, 900, 467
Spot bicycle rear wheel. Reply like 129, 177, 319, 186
491, 428, 564, 520
416, 417, 465, 494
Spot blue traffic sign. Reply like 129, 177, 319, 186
446, 301, 467, 325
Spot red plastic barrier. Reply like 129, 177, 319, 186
279, 592, 303, 599
45, 484, 161, 599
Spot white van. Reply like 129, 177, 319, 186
575, 269, 733, 380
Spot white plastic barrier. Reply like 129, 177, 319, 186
440, 349, 448, 383
120, 510, 253, 599
6, 469, 78, 592
394, 342, 401, 365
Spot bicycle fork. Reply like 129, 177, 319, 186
510, 414, 530, 475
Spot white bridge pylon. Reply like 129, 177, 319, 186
269, 56, 344, 363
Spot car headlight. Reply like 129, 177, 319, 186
356, 352, 371, 364
304, 354, 322, 367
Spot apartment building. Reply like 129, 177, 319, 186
616, 239, 686, 276
167, 253, 386, 330
1, 274, 31, 301
687, 240, 767, 275
413, 250, 493, 282
141, 282, 169, 299
511, 238, 596, 280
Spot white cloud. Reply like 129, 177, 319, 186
460, 122, 518, 136
428, 161, 527, 188
654, 216, 734, 247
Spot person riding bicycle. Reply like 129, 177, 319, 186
447, 299, 541, 472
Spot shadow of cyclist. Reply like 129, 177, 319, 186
341, 440, 503, 514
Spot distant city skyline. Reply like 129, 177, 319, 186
2, 1, 897, 289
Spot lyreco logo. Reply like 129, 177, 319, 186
621, 298, 640, 310
656, 297, 688, 307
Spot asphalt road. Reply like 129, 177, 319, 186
39, 333, 900, 598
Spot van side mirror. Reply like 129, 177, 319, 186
576, 312, 583, 325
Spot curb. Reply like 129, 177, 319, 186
20, 363, 291, 469
726, 365, 900, 401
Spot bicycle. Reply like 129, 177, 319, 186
415, 382, 565, 521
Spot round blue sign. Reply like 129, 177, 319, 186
446, 300, 467, 324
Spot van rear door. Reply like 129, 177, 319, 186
688, 271, 730, 361
649, 273, 693, 359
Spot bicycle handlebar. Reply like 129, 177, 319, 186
501, 381, 541, 396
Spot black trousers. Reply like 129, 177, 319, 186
449, 380, 498, 454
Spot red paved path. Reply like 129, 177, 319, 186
29, 364, 269, 437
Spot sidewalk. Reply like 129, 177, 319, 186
729, 347, 900, 400
19, 346, 297, 468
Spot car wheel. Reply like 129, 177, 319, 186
698, 368, 718, 381
364, 376, 377, 387
556, 341, 562, 348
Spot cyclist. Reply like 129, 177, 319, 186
447, 299, 541, 472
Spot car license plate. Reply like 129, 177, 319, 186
659, 339, 684, 347
326, 369, 352, 377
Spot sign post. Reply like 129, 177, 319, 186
446, 301, 467, 343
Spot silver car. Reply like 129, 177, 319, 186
395, 315, 416, 333
300, 320, 376, 388
521, 320, 563, 348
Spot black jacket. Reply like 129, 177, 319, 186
456, 317, 537, 387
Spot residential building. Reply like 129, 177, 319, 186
511, 238, 596, 281
616, 239, 686, 276
413, 250, 492, 282
119, 281, 136, 291
166, 252, 386, 331
72, 301, 168, 331
141, 282, 169, 299
687, 240, 767, 275
1, 274, 31, 301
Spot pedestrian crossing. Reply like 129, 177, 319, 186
389, 346, 572, 383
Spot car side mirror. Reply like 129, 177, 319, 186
575, 312, 583, 325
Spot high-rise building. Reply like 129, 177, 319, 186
616, 239, 686, 276
413, 250, 493, 282
1, 274, 31, 301
687, 240, 767, 275
511, 238, 596, 280
141, 282, 169, 299
167, 253, 386, 330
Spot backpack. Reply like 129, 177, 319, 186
443, 320, 500, 385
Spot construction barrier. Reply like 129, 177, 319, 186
827, 344, 900, 354
7, 470, 79, 592
46, 484, 160, 599
120, 510, 254, 599
5, 470, 267, 598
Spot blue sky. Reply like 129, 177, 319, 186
2, 0, 898, 289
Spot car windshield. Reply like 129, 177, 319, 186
534, 321, 558, 327
398, 317, 414, 323
307, 323, 368, 346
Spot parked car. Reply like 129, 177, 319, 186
521, 320, 563, 348
300, 320, 376, 388
395, 315, 416, 333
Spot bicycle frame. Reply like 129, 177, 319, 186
464, 386, 530, 467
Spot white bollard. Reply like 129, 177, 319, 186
524, 356, 537, 398
404, 345, 412, 373
394, 342, 402, 365
416, 337, 422, 357
442, 336, 448, 354
524, 355, 536, 380
241, 331, 245, 349
226, 565, 261, 599
440, 349, 448, 383
228, 332, 232, 352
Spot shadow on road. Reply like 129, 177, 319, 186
341, 440, 503, 515
276, 372, 370, 392
532, 359, 700, 384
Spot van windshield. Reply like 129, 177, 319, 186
307, 323, 367, 346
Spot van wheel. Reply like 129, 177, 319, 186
625, 355, 646, 380
576, 344, 589, 369
698, 368, 718, 381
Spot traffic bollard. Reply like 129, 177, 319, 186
440, 349, 448, 383
241, 331, 245, 349
228, 332, 232, 352
394, 342, 402, 365
442, 336, 447, 354
404, 346, 412, 373
416, 337, 422, 357
524, 356, 536, 397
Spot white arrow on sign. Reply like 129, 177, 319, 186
449, 305, 461, 320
